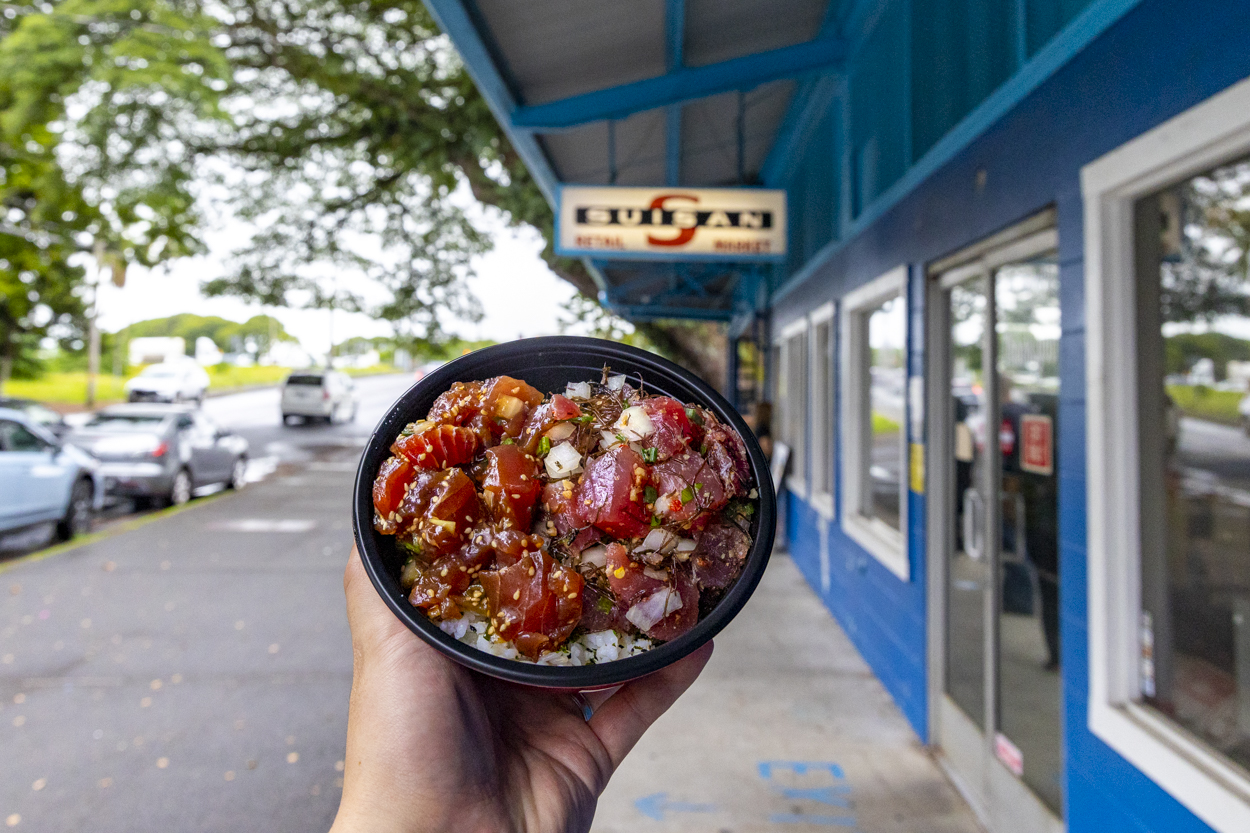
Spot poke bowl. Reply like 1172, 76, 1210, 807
352, 336, 776, 689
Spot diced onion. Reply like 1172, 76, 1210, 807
496, 394, 525, 419
636, 528, 673, 553
580, 545, 608, 569
642, 566, 669, 581
565, 381, 592, 400
614, 405, 654, 441
626, 587, 680, 631
545, 421, 576, 442
599, 430, 622, 451
606, 374, 627, 391
544, 441, 583, 479
675, 537, 697, 552
654, 494, 672, 514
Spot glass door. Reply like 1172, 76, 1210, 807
929, 226, 1063, 832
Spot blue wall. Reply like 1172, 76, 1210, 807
771, 1, 1250, 830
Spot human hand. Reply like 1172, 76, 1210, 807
330, 547, 713, 833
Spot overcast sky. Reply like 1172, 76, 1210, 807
94, 214, 580, 355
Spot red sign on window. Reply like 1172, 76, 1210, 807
1020, 414, 1053, 476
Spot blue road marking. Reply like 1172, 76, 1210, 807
758, 761, 846, 780
779, 785, 852, 808
634, 792, 718, 821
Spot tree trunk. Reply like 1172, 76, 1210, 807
0, 332, 12, 397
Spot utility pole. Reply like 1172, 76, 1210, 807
86, 241, 104, 408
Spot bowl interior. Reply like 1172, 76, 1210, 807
352, 336, 776, 688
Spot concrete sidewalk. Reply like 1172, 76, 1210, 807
593, 553, 985, 833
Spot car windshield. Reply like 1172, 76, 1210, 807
141, 365, 182, 378
286, 374, 323, 386
84, 413, 169, 432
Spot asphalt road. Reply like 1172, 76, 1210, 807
0, 373, 415, 832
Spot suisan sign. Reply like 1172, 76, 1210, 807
556, 186, 787, 260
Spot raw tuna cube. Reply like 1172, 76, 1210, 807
640, 397, 693, 461
479, 550, 582, 659
651, 450, 727, 524
576, 445, 650, 539
690, 519, 751, 590
480, 444, 542, 530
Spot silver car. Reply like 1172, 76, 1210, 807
0, 407, 103, 540
280, 370, 358, 424
71, 404, 249, 507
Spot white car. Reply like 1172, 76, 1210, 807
125, 361, 210, 404
281, 370, 358, 424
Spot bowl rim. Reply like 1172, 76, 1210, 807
352, 335, 776, 689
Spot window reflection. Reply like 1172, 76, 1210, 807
867, 297, 905, 530
1139, 156, 1250, 775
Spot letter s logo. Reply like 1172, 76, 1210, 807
646, 194, 699, 247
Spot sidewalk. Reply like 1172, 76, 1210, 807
592, 553, 985, 833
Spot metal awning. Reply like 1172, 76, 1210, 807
426, 0, 846, 321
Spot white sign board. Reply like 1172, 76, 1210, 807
557, 185, 787, 260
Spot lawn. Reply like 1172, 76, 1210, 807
4, 365, 399, 409
1166, 384, 1245, 425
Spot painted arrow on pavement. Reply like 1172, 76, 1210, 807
634, 793, 718, 821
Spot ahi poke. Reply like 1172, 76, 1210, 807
371, 370, 757, 665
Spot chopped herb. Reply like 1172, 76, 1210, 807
398, 539, 423, 557
399, 423, 417, 437
641, 447, 658, 463
741, 503, 755, 516
596, 596, 613, 614
694, 482, 704, 492
650, 515, 662, 528
685, 407, 704, 426
680, 486, 695, 503
537, 436, 552, 456
500, 437, 515, 445
644, 485, 658, 503
573, 414, 594, 425
615, 433, 628, 444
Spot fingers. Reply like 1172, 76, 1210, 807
343, 545, 412, 651
587, 640, 714, 770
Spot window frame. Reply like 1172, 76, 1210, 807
776, 318, 810, 500
808, 303, 836, 519
1083, 76, 1250, 833
840, 266, 910, 580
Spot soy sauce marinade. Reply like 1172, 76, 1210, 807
372, 370, 757, 663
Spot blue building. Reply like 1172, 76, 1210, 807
426, 1, 1250, 831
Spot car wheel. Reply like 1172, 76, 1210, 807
168, 468, 193, 507
229, 457, 247, 490
56, 478, 94, 541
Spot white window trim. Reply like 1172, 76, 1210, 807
1083, 75, 1250, 833
809, 302, 836, 519
840, 266, 909, 581
777, 318, 810, 500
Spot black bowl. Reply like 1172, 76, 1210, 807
352, 336, 776, 689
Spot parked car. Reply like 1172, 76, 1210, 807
0, 407, 103, 540
69, 404, 248, 507
280, 370, 358, 424
0, 397, 71, 440
125, 360, 210, 404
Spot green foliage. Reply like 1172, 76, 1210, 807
1164, 332, 1250, 381
117, 313, 294, 356
1166, 384, 1244, 425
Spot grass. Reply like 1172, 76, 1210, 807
872, 411, 901, 435
3, 364, 400, 408
1167, 384, 1245, 425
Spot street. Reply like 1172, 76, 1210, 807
0, 374, 415, 832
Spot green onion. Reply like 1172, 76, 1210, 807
650, 515, 662, 528
398, 538, 423, 557
694, 482, 704, 492
644, 485, 658, 504
685, 407, 704, 426
573, 414, 593, 425
641, 447, 657, 463
537, 436, 551, 456
616, 433, 628, 444
680, 486, 694, 503
500, 437, 515, 445
596, 596, 613, 613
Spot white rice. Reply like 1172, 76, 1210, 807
439, 612, 654, 665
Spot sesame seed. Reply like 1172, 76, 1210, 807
512, 590, 520, 600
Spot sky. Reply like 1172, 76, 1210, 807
94, 213, 580, 356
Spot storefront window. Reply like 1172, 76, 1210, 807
1137, 154, 1250, 776
810, 309, 834, 511
778, 325, 808, 495
841, 266, 909, 579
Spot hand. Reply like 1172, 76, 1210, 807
331, 547, 713, 833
